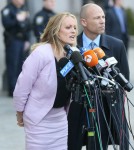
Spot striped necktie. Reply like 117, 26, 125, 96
90, 42, 95, 50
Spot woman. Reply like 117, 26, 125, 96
13, 12, 78, 150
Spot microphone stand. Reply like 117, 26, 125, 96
82, 66, 111, 150
75, 68, 101, 150
84, 93, 96, 150
66, 50, 102, 149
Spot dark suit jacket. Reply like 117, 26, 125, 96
68, 33, 130, 150
105, 7, 129, 51
77, 33, 130, 80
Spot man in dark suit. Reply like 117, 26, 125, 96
1, 0, 31, 96
68, 3, 130, 150
105, 0, 129, 54
33, 0, 56, 41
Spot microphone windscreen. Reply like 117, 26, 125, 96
64, 44, 71, 53
58, 57, 69, 69
83, 50, 98, 67
93, 47, 105, 59
70, 51, 83, 64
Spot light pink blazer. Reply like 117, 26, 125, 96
13, 43, 57, 124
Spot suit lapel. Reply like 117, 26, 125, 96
77, 32, 83, 48
100, 34, 113, 57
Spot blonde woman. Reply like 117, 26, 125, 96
13, 12, 78, 150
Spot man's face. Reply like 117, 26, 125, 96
81, 6, 105, 38
12, 0, 25, 7
115, 0, 123, 6
43, 0, 55, 11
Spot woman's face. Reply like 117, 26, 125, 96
58, 16, 77, 46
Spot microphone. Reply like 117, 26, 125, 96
111, 66, 133, 92
93, 47, 118, 67
83, 49, 103, 76
93, 48, 133, 91
70, 51, 89, 85
105, 57, 118, 68
64, 45, 93, 83
93, 47, 118, 74
58, 57, 74, 77
58, 57, 68, 69
64, 44, 80, 59
83, 50, 98, 67
93, 47, 106, 59
93, 47, 117, 86
92, 47, 107, 72
58, 57, 78, 92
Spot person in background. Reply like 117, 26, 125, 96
105, 0, 129, 54
33, 0, 56, 41
1, 0, 31, 97
13, 12, 78, 150
68, 3, 129, 150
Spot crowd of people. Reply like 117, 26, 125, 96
105, 0, 129, 53
1, 0, 31, 96
1, 0, 132, 150
1, 0, 56, 97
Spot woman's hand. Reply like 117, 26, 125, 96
16, 111, 24, 127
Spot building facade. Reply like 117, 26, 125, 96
0, 0, 133, 73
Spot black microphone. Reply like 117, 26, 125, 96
58, 57, 73, 77
64, 44, 80, 59
111, 66, 133, 92
93, 48, 130, 88
58, 57, 77, 91
58, 57, 68, 69
58, 57, 77, 77
70, 51, 90, 87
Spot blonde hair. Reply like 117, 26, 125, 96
31, 12, 78, 55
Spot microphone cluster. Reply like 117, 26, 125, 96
60, 44, 133, 93
60, 45, 134, 149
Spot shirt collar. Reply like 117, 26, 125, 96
82, 32, 101, 49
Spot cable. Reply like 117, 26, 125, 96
94, 76, 118, 150
108, 88, 134, 150
85, 102, 90, 128
117, 86, 134, 140
94, 86, 102, 147
126, 95, 134, 140
83, 85, 103, 150
97, 88, 117, 150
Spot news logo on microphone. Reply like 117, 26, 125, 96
60, 60, 74, 77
